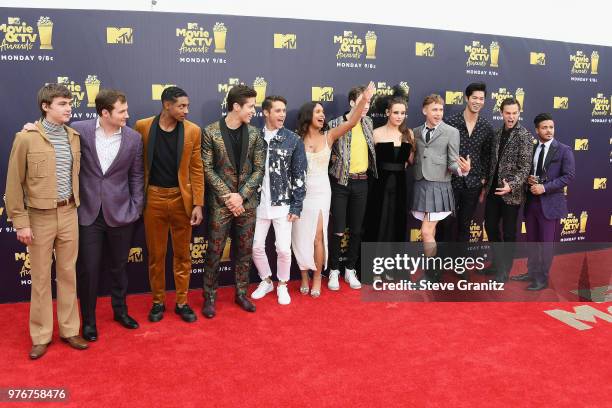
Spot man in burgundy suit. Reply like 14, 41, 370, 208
71, 89, 144, 340
511, 113, 575, 290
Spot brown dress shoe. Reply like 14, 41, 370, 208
29, 342, 50, 360
60, 335, 89, 350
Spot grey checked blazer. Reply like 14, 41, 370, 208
413, 121, 461, 182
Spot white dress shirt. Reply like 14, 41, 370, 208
532, 138, 554, 176
95, 118, 122, 174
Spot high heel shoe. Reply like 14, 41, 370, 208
310, 288, 320, 298
300, 285, 310, 295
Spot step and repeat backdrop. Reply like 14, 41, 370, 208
0, 8, 610, 302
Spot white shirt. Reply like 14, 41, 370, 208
95, 118, 122, 174
256, 127, 290, 220
532, 138, 553, 176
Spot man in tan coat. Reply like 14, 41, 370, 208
5, 83, 89, 359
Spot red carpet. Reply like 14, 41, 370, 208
0, 276, 610, 408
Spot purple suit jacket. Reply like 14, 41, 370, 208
526, 139, 575, 220
71, 119, 144, 227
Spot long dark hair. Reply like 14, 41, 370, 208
386, 96, 415, 150
296, 101, 328, 138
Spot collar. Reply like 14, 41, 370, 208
96, 118, 122, 136
537, 138, 554, 149
424, 122, 441, 132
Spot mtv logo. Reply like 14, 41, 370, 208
445, 91, 463, 105
187, 23, 198, 30
410, 229, 422, 242
151, 84, 176, 100
574, 139, 589, 151
544, 304, 612, 330
128, 247, 143, 262
193, 236, 205, 244
57, 76, 69, 84
593, 178, 607, 189
530, 52, 546, 65
415, 42, 435, 57
8, 17, 20, 24
312, 87, 334, 102
107, 27, 133, 44
273, 33, 296, 49
553, 97, 569, 109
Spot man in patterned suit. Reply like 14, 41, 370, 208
201, 85, 265, 318
483, 97, 534, 283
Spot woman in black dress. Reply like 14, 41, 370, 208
365, 96, 415, 242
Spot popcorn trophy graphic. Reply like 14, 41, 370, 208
37, 16, 53, 50
221, 238, 232, 262
85, 75, 101, 108
515, 88, 525, 112
590, 51, 599, 74
253, 77, 267, 107
365, 31, 377, 59
490, 41, 500, 67
579, 211, 588, 234
213, 22, 227, 53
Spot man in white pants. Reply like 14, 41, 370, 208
251, 95, 307, 305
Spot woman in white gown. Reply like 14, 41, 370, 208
292, 82, 375, 297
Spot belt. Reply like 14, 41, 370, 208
57, 195, 75, 207
348, 172, 368, 180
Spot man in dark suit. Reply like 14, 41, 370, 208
72, 89, 144, 341
135, 87, 204, 324
201, 84, 265, 318
483, 97, 534, 283
511, 113, 575, 290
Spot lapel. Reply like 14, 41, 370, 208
89, 120, 104, 175
176, 120, 185, 172
543, 139, 558, 171
429, 123, 443, 144
103, 128, 126, 175
239, 123, 249, 174
219, 118, 238, 172
146, 115, 160, 174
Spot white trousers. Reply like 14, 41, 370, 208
252, 216, 293, 282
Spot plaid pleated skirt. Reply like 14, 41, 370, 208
411, 179, 455, 213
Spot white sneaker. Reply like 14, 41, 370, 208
251, 279, 274, 299
277, 284, 291, 305
344, 269, 362, 289
328, 269, 340, 290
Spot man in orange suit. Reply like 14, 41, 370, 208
134, 87, 204, 323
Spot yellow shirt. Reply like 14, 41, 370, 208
349, 122, 368, 173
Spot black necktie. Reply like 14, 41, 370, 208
535, 144, 545, 177
425, 127, 433, 143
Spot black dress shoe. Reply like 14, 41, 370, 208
148, 303, 165, 322
526, 281, 548, 291
114, 313, 139, 329
235, 294, 256, 313
82, 325, 98, 342
510, 273, 532, 282
202, 298, 216, 319
175, 304, 197, 323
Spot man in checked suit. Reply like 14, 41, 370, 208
201, 84, 265, 318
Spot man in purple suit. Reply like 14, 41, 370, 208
71, 89, 144, 340
511, 113, 575, 290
